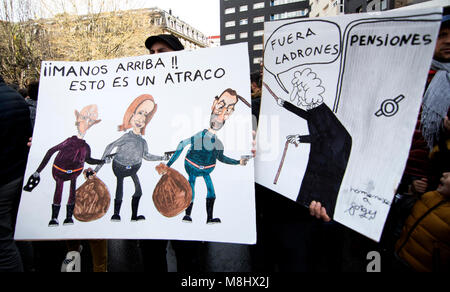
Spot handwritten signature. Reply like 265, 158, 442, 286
349, 187, 391, 206
345, 202, 377, 220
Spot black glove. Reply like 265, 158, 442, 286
23, 172, 40, 192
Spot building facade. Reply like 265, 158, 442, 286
220, 0, 310, 73
344, 0, 395, 13
309, 0, 344, 17
152, 8, 210, 50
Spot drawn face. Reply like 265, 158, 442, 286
295, 86, 308, 107
149, 41, 174, 54
437, 172, 450, 198
130, 100, 155, 134
210, 91, 237, 131
75, 105, 100, 136
290, 69, 324, 110
434, 26, 450, 62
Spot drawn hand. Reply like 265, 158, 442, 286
240, 158, 249, 166
23, 171, 41, 192
411, 178, 428, 194
84, 168, 96, 180
286, 134, 300, 145
277, 98, 285, 107
309, 201, 331, 222
27, 137, 32, 147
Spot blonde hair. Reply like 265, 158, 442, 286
118, 94, 157, 135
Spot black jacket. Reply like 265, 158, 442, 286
0, 76, 32, 185
282, 101, 352, 217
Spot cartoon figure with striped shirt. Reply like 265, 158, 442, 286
164, 88, 251, 224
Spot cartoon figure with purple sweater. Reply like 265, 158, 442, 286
23, 105, 106, 227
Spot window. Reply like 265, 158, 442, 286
240, 32, 248, 39
253, 44, 263, 50
240, 5, 248, 12
225, 21, 235, 27
253, 2, 265, 9
271, 10, 307, 21
381, 0, 387, 10
240, 18, 248, 25
253, 30, 264, 37
271, 0, 306, 6
225, 7, 236, 14
225, 34, 236, 40
253, 16, 265, 23
253, 57, 263, 64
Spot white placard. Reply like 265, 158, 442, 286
15, 43, 256, 244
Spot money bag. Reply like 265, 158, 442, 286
74, 170, 110, 222
153, 163, 192, 218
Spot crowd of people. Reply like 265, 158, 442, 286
0, 11, 449, 273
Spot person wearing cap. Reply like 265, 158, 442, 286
145, 33, 184, 54
141, 34, 205, 273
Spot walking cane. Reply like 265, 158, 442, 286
274, 137, 298, 185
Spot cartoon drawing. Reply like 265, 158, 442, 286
162, 88, 251, 224
266, 68, 352, 216
74, 169, 111, 222
374, 95, 405, 118
94, 94, 170, 222
23, 105, 106, 227
153, 163, 192, 218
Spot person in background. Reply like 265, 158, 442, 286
250, 71, 262, 131
139, 33, 207, 272
382, 11, 450, 253
25, 81, 39, 131
18, 88, 28, 99
421, 14, 450, 191
394, 171, 450, 272
0, 75, 32, 272
310, 11, 450, 272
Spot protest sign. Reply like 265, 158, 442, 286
255, 7, 442, 241
15, 43, 256, 244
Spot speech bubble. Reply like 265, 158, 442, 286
264, 20, 342, 93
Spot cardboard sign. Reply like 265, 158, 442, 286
255, 7, 442, 241
15, 43, 256, 244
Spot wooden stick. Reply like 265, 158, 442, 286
263, 82, 279, 102
274, 139, 290, 185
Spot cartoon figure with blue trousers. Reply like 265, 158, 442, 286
165, 88, 251, 224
